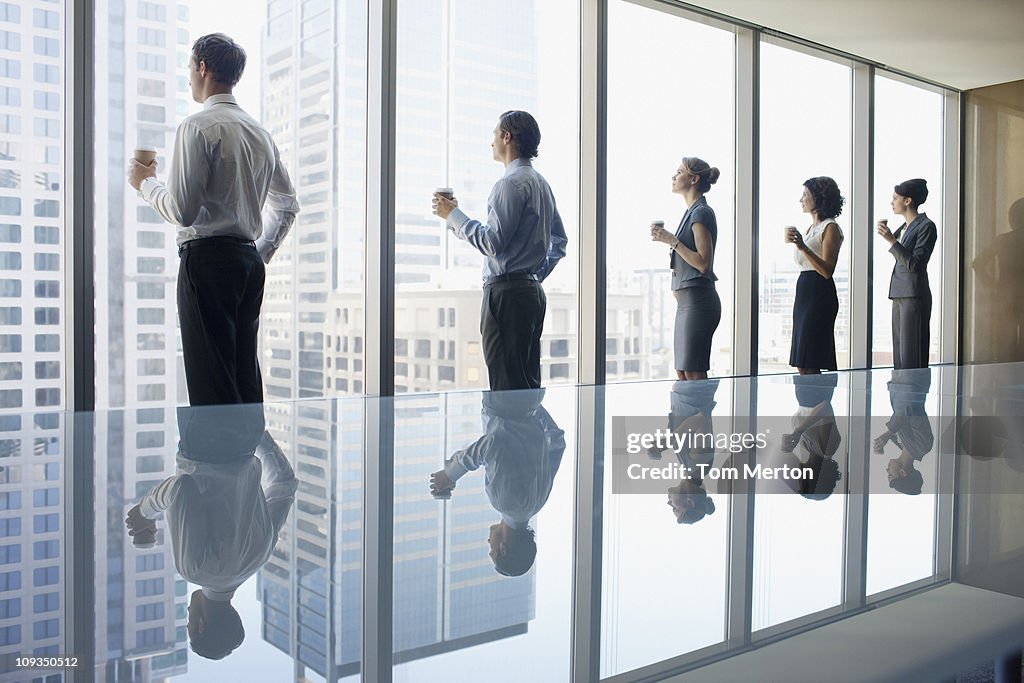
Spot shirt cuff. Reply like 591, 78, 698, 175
202, 587, 236, 602
139, 497, 160, 520
255, 238, 275, 264
501, 515, 529, 530
444, 457, 469, 481
139, 176, 161, 200
446, 208, 469, 234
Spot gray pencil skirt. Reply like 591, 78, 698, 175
673, 286, 722, 373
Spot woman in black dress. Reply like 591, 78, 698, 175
650, 156, 721, 380
785, 177, 845, 374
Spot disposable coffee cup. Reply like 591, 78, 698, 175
435, 187, 454, 200
879, 218, 888, 227
651, 220, 665, 229
132, 528, 156, 549
134, 146, 157, 166
784, 225, 797, 243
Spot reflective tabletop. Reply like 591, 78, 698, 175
2, 362, 1023, 682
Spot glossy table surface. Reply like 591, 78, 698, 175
2, 362, 1023, 682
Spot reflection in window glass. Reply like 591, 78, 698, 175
872, 75, 944, 367
394, 0, 579, 393
759, 41, 852, 373
607, 2, 735, 381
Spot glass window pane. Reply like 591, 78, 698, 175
758, 40, 852, 373
96, 0, 367, 406
607, 1, 735, 380
872, 75, 944, 367
394, 0, 579, 393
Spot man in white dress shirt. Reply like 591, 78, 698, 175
128, 33, 299, 405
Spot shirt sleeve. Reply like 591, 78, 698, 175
255, 141, 300, 264
139, 119, 209, 227
889, 220, 937, 273
255, 431, 299, 535
444, 434, 494, 482
138, 475, 184, 519
446, 178, 523, 257
536, 204, 568, 282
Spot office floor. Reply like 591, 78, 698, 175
3, 363, 1022, 682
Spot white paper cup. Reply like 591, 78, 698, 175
134, 146, 157, 166
132, 529, 156, 549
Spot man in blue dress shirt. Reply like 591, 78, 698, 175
432, 111, 568, 390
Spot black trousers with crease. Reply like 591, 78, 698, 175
177, 239, 266, 405
480, 280, 546, 391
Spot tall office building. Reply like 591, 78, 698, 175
1, 0, 190, 677
259, 0, 591, 397
0, 411, 65, 666
93, 0, 192, 679
94, 0, 192, 410
0, 1, 65, 414
94, 408, 187, 683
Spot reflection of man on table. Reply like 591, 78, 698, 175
429, 390, 565, 576
125, 404, 297, 659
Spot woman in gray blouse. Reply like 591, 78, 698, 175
650, 157, 722, 380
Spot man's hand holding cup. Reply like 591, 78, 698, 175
128, 146, 158, 191
433, 187, 457, 221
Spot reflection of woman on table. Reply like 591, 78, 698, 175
652, 379, 720, 524
780, 373, 843, 500
874, 368, 934, 496
649, 157, 722, 380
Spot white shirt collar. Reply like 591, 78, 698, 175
203, 93, 238, 109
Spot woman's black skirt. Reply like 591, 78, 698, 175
790, 270, 838, 371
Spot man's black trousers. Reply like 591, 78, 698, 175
177, 238, 266, 405
480, 279, 546, 390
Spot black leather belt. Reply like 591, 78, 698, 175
484, 272, 540, 286
178, 236, 256, 256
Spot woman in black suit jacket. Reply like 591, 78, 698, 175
876, 179, 938, 369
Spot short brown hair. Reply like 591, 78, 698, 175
192, 33, 247, 87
